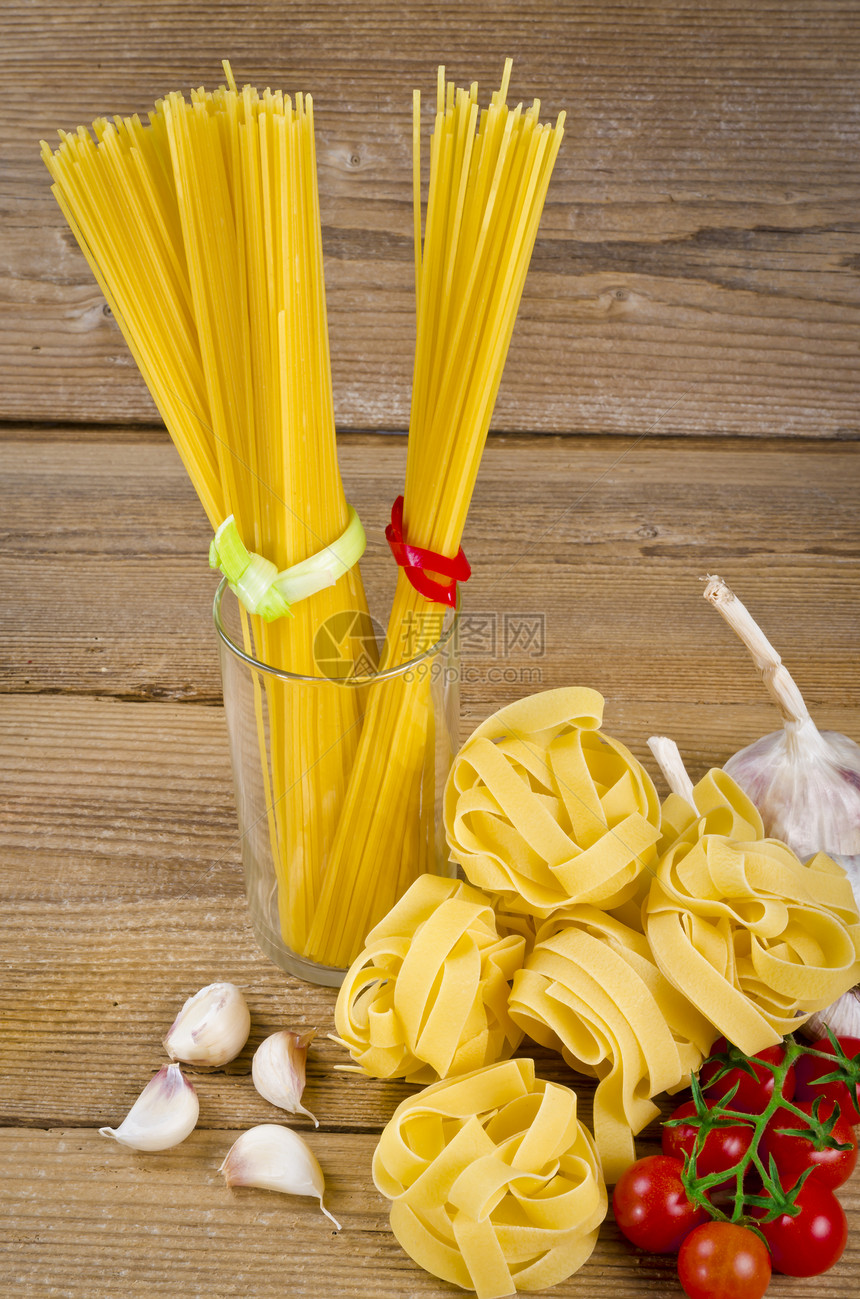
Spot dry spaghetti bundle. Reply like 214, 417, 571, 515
305, 63, 565, 966
41, 68, 370, 953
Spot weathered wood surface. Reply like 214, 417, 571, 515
2, 425, 860, 1296
3, 433, 859, 731
7, 1130, 854, 1299
3, 0, 860, 436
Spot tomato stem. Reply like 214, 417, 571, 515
677, 1033, 852, 1227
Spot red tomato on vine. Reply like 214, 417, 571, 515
612, 1155, 708, 1253
677, 1221, 771, 1299
760, 1097, 858, 1191
662, 1098, 755, 1181
794, 1035, 860, 1125
753, 1176, 848, 1277
699, 1037, 794, 1113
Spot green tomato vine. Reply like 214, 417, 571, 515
668, 1030, 857, 1231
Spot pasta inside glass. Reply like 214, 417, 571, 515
214, 578, 460, 984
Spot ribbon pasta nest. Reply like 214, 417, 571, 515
504, 763, 860, 1178
508, 906, 714, 1183
339, 684, 860, 1295
333, 875, 525, 1083
644, 784, 860, 1056
444, 687, 662, 916
372, 1059, 607, 1299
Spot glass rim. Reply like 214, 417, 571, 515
213, 576, 460, 687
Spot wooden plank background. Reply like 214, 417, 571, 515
2, 0, 859, 436
2, 428, 860, 1296
3, 1, 860, 1295
3, 432, 859, 725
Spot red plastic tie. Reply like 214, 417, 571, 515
385, 496, 471, 607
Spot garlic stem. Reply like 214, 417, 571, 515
647, 735, 698, 809
703, 575, 812, 728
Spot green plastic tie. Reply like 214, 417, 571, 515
209, 506, 366, 622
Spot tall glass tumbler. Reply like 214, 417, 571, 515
214, 578, 460, 986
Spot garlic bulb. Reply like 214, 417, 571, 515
704, 576, 860, 1039
252, 1030, 318, 1126
163, 982, 251, 1068
704, 576, 860, 886
803, 987, 860, 1041
100, 1063, 199, 1152
219, 1124, 340, 1229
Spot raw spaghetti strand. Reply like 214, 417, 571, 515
42, 71, 372, 960
305, 64, 565, 966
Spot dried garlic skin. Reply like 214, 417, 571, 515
726, 724, 860, 891
163, 981, 251, 1068
805, 987, 860, 1041
99, 1062, 199, 1152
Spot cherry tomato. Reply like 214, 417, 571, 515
677, 1221, 771, 1299
760, 1098, 858, 1191
699, 1036, 794, 1114
662, 1099, 755, 1181
794, 1035, 860, 1125
612, 1155, 708, 1253
754, 1177, 848, 1276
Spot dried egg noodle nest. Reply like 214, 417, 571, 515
444, 688, 661, 916
333, 875, 525, 1083
657, 766, 765, 857
508, 907, 714, 1183
372, 1059, 606, 1299
505, 770, 790, 1181
645, 770, 860, 1056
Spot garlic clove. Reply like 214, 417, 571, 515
252, 1030, 318, 1126
100, 1063, 199, 1152
163, 981, 251, 1068
219, 1123, 340, 1229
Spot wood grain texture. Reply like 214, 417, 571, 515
2, 432, 858, 743
3, 1131, 854, 1299
3, 0, 860, 434
2, 425, 860, 1295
